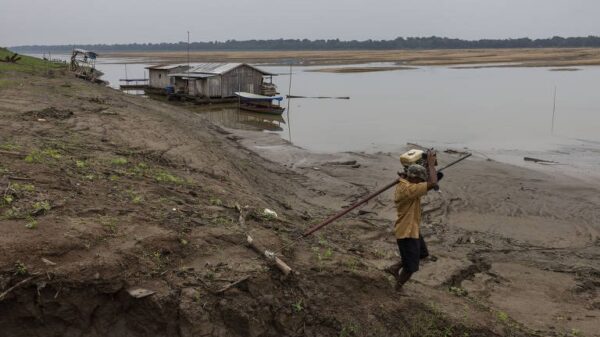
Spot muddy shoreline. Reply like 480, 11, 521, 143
221, 126, 600, 336
0, 56, 598, 336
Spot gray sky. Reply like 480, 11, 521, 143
1, 0, 599, 46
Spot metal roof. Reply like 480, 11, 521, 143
167, 73, 215, 79
188, 63, 274, 76
145, 64, 190, 70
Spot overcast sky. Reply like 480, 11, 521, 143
1, 0, 599, 46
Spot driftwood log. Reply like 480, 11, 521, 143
524, 157, 559, 164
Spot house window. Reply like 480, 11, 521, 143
159, 74, 162, 79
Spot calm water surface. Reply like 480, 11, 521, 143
32, 54, 600, 174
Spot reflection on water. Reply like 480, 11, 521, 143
191, 106, 286, 132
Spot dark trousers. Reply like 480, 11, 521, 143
396, 235, 429, 273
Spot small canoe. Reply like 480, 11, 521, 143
234, 92, 286, 115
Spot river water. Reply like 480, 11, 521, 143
33, 54, 600, 178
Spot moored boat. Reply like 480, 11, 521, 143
234, 92, 285, 115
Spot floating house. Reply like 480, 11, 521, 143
167, 63, 275, 98
145, 64, 190, 89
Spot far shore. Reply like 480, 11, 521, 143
103, 48, 600, 67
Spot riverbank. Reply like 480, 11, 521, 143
103, 48, 600, 67
1, 53, 598, 336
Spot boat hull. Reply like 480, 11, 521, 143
239, 104, 285, 115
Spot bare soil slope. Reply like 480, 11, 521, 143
0, 59, 521, 337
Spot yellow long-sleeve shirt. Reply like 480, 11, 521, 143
394, 179, 428, 239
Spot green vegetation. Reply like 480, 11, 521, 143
11, 183, 35, 192
99, 216, 118, 234
75, 159, 86, 168
25, 217, 38, 229
0, 142, 19, 151
145, 250, 170, 273
496, 311, 509, 322
130, 162, 149, 176
126, 190, 144, 204
25, 148, 62, 163
449, 286, 468, 297
14, 261, 28, 276
209, 197, 223, 206
110, 157, 128, 165
13, 36, 600, 53
3, 207, 20, 219
154, 169, 185, 185
210, 215, 234, 226
339, 322, 359, 337
32, 201, 51, 214
340, 257, 361, 272
0, 47, 65, 74
3, 194, 14, 205
292, 299, 304, 313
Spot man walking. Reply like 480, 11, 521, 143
386, 162, 440, 291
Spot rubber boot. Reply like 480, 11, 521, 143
384, 261, 402, 281
395, 269, 413, 293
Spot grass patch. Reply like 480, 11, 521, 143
3, 207, 21, 219
0, 47, 66, 75
209, 197, 223, 206
75, 159, 87, 168
449, 286, 468, 297
110, 157, 128, 165
14, 261, 28, 276
25, 217, 38, 229
24, 148, 62, 163
3, 194, 14, 205
11, 183, 35, 192
129, 162, 149, 176
99, 216, 118, 234
126, 190, 144, 204
32, 201, 51, 215
292, 299, 304, 313
0, 142, 19, 151
154, 169, 185, 185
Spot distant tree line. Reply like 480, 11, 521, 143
10, 36, 600, 53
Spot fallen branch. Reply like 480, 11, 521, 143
8, 176, 34, 181
524, 157, 559, 164
0, 277, 35, 302
0, 150, 26, 158
444, 149, 470, 156
216, 275, 250, 294
247, 235, 292, 276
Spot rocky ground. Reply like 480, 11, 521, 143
0, 53, 598, 337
